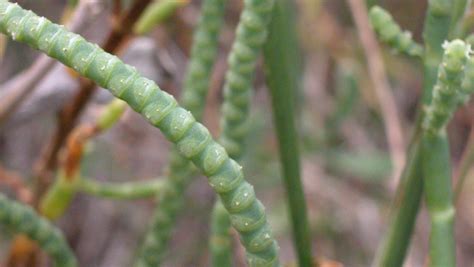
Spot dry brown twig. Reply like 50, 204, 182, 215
0, 0, 106, 125
346, 0, 406, 181
0, 165, 32, 204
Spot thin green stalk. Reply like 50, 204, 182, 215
39, 170, 79, 220
0, 193, 77, 267
373, 139, 424, 267
373, 1, 461, 266
78, 178, 165, 199
420, 40, 470, 267
134, 0, 188, 35
210, 200, 232, 267
0, 1, 280, 266
262, 0, 312, 266
422, 133, 456, 267
209, 0, 277, 264
135, 0, 227, 265
38, 99, 126, 220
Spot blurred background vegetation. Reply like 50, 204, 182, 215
1, 0, 474, 266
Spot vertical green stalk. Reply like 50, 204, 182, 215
373, 1, 465, 266
420, 40, 470, 267
262, 0, 313, 266
209, 0, 276, 264
0, 193, 77, 267
422, 133, 456, 267
135, 0, 226, 265
210, 200, 233, 267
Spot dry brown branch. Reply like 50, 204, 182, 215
0, 165, 32, 204
0, 0, 106, 125
346, 0, 406, 181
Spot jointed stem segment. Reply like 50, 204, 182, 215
0, 193, 77, 267
135, 0, 227, 265
0, 1, 280, 265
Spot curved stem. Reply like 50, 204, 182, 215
0, 193, 77, 267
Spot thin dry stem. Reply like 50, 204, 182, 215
346, 0, 406, 181
0, 165, 32, 204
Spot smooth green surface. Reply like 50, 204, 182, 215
0, 1, 280, 266
39, 171, 78, 220
134, 0, 186, 35
262, 0, 312, 266
373, 139, 423, 267
0, 193, 77, 267
79, 178, 165, 199
422, 133, 456, 267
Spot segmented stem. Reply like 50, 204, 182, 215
135, 0, 227, 265
0, 193, 77, 267
219, 0, 275, 159
423, 40, 470, 134
375, 2, 457, 265
0, 1, 280, 266
209, 0, 277, 264
420, 40, 470, 267
369, 6, 423, 57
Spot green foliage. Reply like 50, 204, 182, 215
135, 0, 227, 265
0, 1, 280, 266
369, 6, 423, 57
219, 0, 275, 159
374, 2, 466, 266
422, 0, 455, 105
420, 40, 470, 267
79, 178, 165, 199
134, 0, 187, 35
0, 193, 77, 267
423, 40, 470, 134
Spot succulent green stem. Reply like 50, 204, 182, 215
374, 2, 458, 266
0, 1, 280, 265
0, 193, 77, 267
369, 6, 423, 57
39, 170, 79, 220
419, 39, 470, 267
79, 178, 165, 199
135, 0, 227, 265
209, 0, 277, 264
